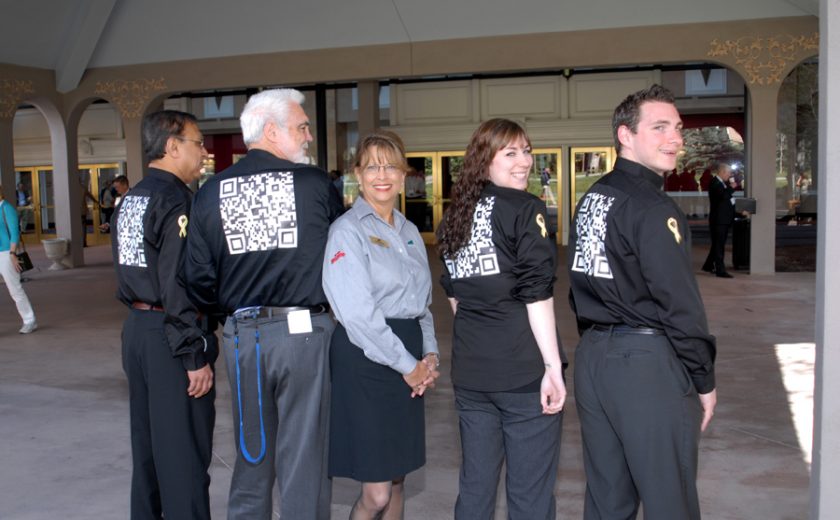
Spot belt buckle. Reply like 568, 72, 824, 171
233, 306, 262, 320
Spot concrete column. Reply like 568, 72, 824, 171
326, 89, 338, 172
0, 119, 15, 200
746, 87, 780, 274
356, 81, 380, 138
123, 117, 144, 184
810, 1, 840, 518
52, 117, 84, 267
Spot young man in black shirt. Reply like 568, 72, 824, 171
568, 85, 717, 520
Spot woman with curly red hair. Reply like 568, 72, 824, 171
437, 118, 567, 520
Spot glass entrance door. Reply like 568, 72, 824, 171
404, 151, 464, 244
15, 167, 56, 244
571, 146, 616, 214
531, 148, 563, 243
79, 163, 122, 246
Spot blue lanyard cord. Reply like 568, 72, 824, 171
233, 322, 267, 464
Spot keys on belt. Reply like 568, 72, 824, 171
590, 324, 664, 336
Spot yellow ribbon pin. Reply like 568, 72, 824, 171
178, 215, 188, 238
536, 214, 547, 238
667, 217, 681, 244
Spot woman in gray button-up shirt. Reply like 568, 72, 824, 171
323, 131, 440, 520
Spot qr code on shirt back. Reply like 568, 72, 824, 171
571, 192, 614, 279
219, 171, 298, 255
117, 195, 149, 267
445, 195, 500, 279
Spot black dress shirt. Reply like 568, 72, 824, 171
568, 158, 716, 393
185, 149, 343, 314
441, 183, 560, 392
112, 168, 207, 370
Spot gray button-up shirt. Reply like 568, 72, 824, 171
323, 196, 438, 375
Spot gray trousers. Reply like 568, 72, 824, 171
223, 312, 333, 520
574, 328, 703, 520
453, 386, 562, 520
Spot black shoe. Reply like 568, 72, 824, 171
715, 271, 734, 278
701, 265, 714, 273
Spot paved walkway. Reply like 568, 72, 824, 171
0, 243, 814, 519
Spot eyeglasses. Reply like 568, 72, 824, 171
175, 135, 205, 148
362, 164, 401, 175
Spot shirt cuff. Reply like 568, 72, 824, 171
180, 342, 208, 371
691, 370, 716, 395
394, 350, 419, 375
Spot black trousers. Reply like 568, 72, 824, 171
703, 224, 731, 274
122, 309, 215, 520
574, 327, 703, 520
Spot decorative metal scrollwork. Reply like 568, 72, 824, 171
708, 33, 819, 86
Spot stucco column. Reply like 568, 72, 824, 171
746, 86, 779, 274
810, 0, 840, 517
52, 119, 85, 267
0, 119, 15, 200
357, 81, 380, 139
123, 117, 144, 185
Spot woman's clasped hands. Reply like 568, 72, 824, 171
403, 353, 441, 397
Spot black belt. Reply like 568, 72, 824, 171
590, 324, 664, 336
232, 304, 330, 320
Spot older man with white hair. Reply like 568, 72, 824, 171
185, 88, 343, 519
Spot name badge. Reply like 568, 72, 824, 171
369, 235, 389, 248
288, 309, 313, 334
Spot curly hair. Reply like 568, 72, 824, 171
436, 118, 531, 259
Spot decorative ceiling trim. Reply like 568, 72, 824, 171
0, 79, 35, 119
707, 32, 819, 86
94, 77, 167, 119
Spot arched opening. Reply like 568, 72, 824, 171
12, 104, 56, 244
775, 57, 818, 272
71, 98, 127, 246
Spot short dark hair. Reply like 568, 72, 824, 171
612, 84, 676, 154
112, 175, 129, 187
142, 110, 199, 161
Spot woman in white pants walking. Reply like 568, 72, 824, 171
0, 189, 37, 333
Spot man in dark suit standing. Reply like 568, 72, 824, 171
702, 160, 736, 278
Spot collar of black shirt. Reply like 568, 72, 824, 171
242, 149, 300, 171
613, 158, 665, 190
147, 167, 190, 188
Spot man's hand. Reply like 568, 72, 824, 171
699, 389, 717, 432
187, 364, 214, 398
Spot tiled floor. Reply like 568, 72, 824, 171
0, 243, 814, 519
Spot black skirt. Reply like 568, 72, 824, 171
329, 318, 426, 482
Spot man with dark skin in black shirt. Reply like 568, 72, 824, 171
568, 85, 717, 520
112, 110, 216, 519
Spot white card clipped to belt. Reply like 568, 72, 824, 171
288, 309, 313, 334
